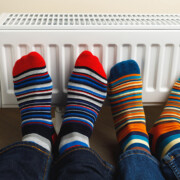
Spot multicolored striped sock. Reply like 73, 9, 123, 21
149, 78, 180, 159
13, 52, 54, 152
108, 60, 150, 154
59, 51, 107, 154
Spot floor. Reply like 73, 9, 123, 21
0, 105, 164, 166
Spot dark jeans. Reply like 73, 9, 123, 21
0, 141, 180, 180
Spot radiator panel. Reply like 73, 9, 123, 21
1, 30, 180, 107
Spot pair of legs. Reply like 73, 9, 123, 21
0, 51, 109, 180
0, 51, 180, 179
109, 59, 180, 160
109, 60, 180, 179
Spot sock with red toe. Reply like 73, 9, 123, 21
59, 51, 107, 154
13, 52, 54, 151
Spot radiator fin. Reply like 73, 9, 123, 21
136, 44, 146, 77
3, 45, 14, 91
161, 45, 174, 90
148, 44, 160, 91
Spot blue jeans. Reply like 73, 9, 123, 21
0, 141, 180, 180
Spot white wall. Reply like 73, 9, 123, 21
1, 0, 180, 14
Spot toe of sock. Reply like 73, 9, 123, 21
13, 52, 46, 77
108, 59, 140, 82
75, 51, 93, 66
75, 50, 107, 79
77, 50, 93, 58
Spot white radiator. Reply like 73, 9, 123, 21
1, 13, 180, 107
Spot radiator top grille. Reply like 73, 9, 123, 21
1, 13, 180, 29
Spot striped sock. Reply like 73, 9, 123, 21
13, 52, 54, 152
149, 78, 180, 159
108, 60, 150, 154
59, 51, 107, 154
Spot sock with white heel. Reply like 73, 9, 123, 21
13, 52, 54, 152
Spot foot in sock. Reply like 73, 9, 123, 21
108, 60, 150, 154
58, 51, 107, 154
13, 52, 54, 151
149, 78, 180, 159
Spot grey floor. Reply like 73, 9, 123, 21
0, 105, 164, 166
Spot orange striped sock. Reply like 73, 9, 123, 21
149, 78, 180, 159
108, 60, 150, 154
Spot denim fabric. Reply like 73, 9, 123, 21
0, 141, 52, 180
161, 148, 180, 180
51, 147, 115, 180
1, 142, 180, 180
116, 149, 165, 180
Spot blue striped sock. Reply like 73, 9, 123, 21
13, 52, 54, 151
59, 51, 107, 154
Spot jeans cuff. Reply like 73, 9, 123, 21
162, 147, 180, 163
55, 146, 114, 172
161, 148, 180, 179
118, 149, 160, 165
0, 141, 52, 180
0, 141, 52, 156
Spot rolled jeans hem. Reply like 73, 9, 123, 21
52, 146, 115, 180
0, 141, 52, 180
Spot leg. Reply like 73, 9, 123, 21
0, 52, 54, 179
52, 51, 114, 180
58, 50, 107, 154
149, 77, 180, 179
0, 142, 52, 180
108, 60, 165, 180
51, 147, 114, 180
13, 52, 55, 151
